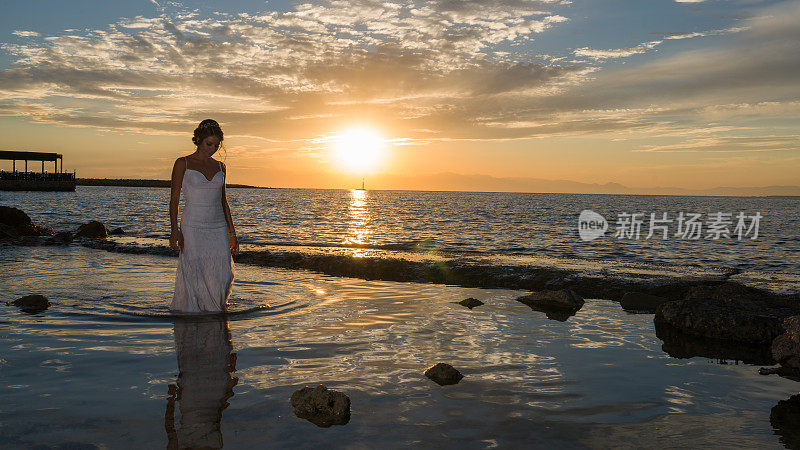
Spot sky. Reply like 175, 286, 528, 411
0, 0, 798, 193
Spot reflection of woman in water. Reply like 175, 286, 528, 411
165, 316, 238, 449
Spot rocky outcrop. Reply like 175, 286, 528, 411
110, 227, 125, 235
771, 394, 800, 449
12, 294, 50, 314
74, 221, 108, 239
458, 297, 483, 309
619, 291, 668, 314
654, 291, 798, 345
424, 362, 464, 386
0, 206, 53, 240
772, 316, 800, 370
516, 289, 584, 321
290, 385, 350, 427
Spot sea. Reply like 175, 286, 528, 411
1, 186, 799, 448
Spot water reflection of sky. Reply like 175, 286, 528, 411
0, 245, 797, 447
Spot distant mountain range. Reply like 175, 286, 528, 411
369, 172, 800, 196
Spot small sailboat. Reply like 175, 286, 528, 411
355, 178, 365, 190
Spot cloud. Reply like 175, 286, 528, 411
0, 0, 579, 137
635, 135, 800, 153
11, 31, 40, 37
573, 40, 662, 60
0, 0, 797, 151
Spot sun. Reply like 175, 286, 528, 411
330, 126, 387, 173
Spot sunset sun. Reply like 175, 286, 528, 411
330, 126, 387, 173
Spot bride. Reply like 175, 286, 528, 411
168, 119, 239, 313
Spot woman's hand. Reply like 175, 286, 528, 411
229, 233, 239, 255
169, 229, 184, 252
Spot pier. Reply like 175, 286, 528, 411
0, 151, 76, 191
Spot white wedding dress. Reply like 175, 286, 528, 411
171, 158, 235, 313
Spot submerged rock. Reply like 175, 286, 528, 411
424, 362, 464, 386
458, 297, 483, 309
771, 394, 800, 449
0, 206, 53, 240
654, 295, 796, 345
290, 384, 350, 427
110, 227, 125, 235
619, 291, 668, 314
12, 294, 49, 313
516, 289, 584, 321
74, 221, 108, 239
772, 316, 800, 370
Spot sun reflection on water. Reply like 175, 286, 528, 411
342, 188, 372, 257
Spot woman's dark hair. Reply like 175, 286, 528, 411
192, 119, 224, 146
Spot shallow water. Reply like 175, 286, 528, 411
1, 245, 797, 448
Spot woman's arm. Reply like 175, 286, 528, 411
220, 162, 239, 255
169, 157, 185, 251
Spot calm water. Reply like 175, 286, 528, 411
1, 245, 798, 448
2, 188, 799, 447
2, 187, 799, 293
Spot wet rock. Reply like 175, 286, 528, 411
12, 294, 49, 313
0, 206, 53, 239
771, 394, 800, 449
619, 291, 668, 313
424, 362, 464, 386
654, 320, 774, 365
74, 221, 108, 239
516, 289, 584, 322
654, 295, 795, 345
290, 384, 350, 427
458, 297, 483, 309
110, 227, 125, 235
772, 316, 800, 369
44, 231, 73, 245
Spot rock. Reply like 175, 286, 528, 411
290, 384, 350, 427
619, 291, 668, 313
74, 221, 108, 239
0, 206, 53, 239
458, 297, 483, 309
110, 227, 125, 235
424, 362, 464, 386
12, 294, 49, 313
516, 289, 584, 321
44, 231, 73, 245
771, 394, 800, 449
654, 296, 795, 345
772, 315, 800, 369
758, 367, 781, 375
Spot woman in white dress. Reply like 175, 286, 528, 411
169, 119, 239, 313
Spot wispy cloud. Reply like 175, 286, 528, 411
573, 40, 662, 60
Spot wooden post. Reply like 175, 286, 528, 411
42, 160, 44, 173
12, 160, 14, 172
24, 160, 27, 172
